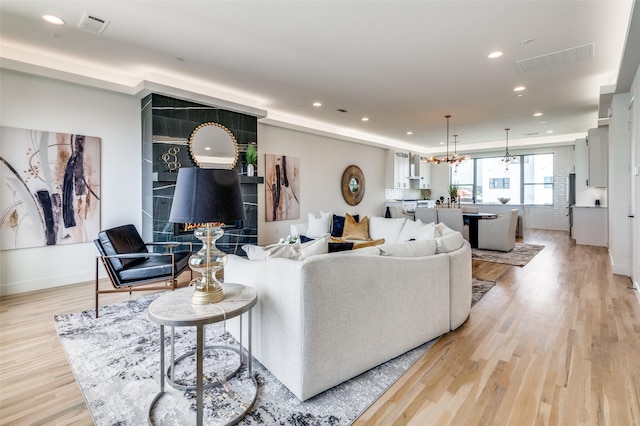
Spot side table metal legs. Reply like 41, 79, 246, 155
148, 312, 257, 426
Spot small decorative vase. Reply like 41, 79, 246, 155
247, 163, 255, 177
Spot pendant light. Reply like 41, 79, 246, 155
501, 128, 518, 172
426, 115, 468, 167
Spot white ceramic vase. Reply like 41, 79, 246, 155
247, 163, 255, 177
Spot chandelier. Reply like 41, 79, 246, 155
500, 128, 518, 172
426, 115, 468, 167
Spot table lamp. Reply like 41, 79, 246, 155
169, 168, 245, 304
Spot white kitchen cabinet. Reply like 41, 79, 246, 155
409, 153, 431, 189
587, 127, 608, 188
572, 206, 607, 247
386, 150, 410, 188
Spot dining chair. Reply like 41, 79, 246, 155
476, 209, 519, 251
436, 208, 469, 241
414, 207, 438, 224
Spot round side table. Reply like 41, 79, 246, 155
147, 283, 257, 426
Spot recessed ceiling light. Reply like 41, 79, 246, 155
406, 131, 413, 135
361, 117, 369, 122
516, 93, 524, 97
533, 112, 543, 117
312, 102, 322, 107
488, 51, 503, 59
439, 142, 445, 145
42, 15, 65, 25
513, 86, 526, 92
546, 130, 554, 134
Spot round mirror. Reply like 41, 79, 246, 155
341, 165, 365, 206
188, 122, 238, 169
349, 178, 359, 193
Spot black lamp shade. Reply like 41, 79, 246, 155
169, 168, 245, 224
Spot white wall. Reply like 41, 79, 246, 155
609, 93, 632, 275
256, 124, 388, 245
0, 70, 140, 295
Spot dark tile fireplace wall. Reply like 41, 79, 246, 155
141, 94, 262, 256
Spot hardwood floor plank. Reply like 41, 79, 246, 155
2, 230, 639, 425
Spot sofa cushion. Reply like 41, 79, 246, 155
98, 224, 149, 271
307, 211, 332, 238
435, 222, 456, 237
379, 239, 437, 257
242, 244, 268, 260
244, 235, 330, 261
353, 238, 385, 249
369, 217, 406, 244
398, 219, 436, 242
342, 214, 370, 240
331, 214, 359, 237
435, 232, 465, 253
328, 241, 354, 253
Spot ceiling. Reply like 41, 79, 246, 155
0, 1, 636, 154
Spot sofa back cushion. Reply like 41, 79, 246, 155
243, 235, 330, 261
369, 217, 406, 244
397, 219, 436, 242
379, 239, 437, 257
435, 232, 465, 253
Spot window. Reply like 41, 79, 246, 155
450, 153, 553, 205
476, 157, 520, 204
451, 161, 474, 202
523, 153, 553, 205
489, 178, 510, 189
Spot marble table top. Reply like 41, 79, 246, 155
147, 283, 257, 327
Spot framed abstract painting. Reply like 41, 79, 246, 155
265, 153, 300, 222
0, 126, 101, 250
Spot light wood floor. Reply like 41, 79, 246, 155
1, 230, 639, 425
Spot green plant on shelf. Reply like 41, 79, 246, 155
245, 143, 257, 166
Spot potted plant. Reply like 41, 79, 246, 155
448, 183, 459, 199
245, 143, 257, 177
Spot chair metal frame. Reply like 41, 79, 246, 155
94, 240, 193, 318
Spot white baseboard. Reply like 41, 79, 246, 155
0, 268, 102, 296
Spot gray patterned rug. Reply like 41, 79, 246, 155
54, 279, 495, 425
472, 243, 544, 267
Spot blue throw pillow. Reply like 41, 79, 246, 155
328, 242, 354, 253
331, 214, 359, 237
299, 235, 314, 243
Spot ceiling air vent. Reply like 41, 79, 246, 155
78, 13, 110, 34
515, 43, 594, 73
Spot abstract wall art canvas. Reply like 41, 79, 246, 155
265, 153, 300, 222
0, 126, 101, 250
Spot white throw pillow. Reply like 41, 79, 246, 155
290, 223, 308, 236
264, 235, 329, 260
435, 232, 465, 253
398, 219, 436, 242
306, 211, 332, 238
242, 244, 267, 260
369, 217, 406, 244
379, 239, 437, 257
300, 235, 330, 258
435, 222, 456, 237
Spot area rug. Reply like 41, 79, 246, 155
54, 279, 494, 425
472, 242, 544, 267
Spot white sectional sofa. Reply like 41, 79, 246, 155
225, 215, 472, 401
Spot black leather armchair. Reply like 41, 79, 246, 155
94, 224, 192, 317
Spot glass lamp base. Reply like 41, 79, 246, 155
191, 284, 224, 304
189, 224, 227, 305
